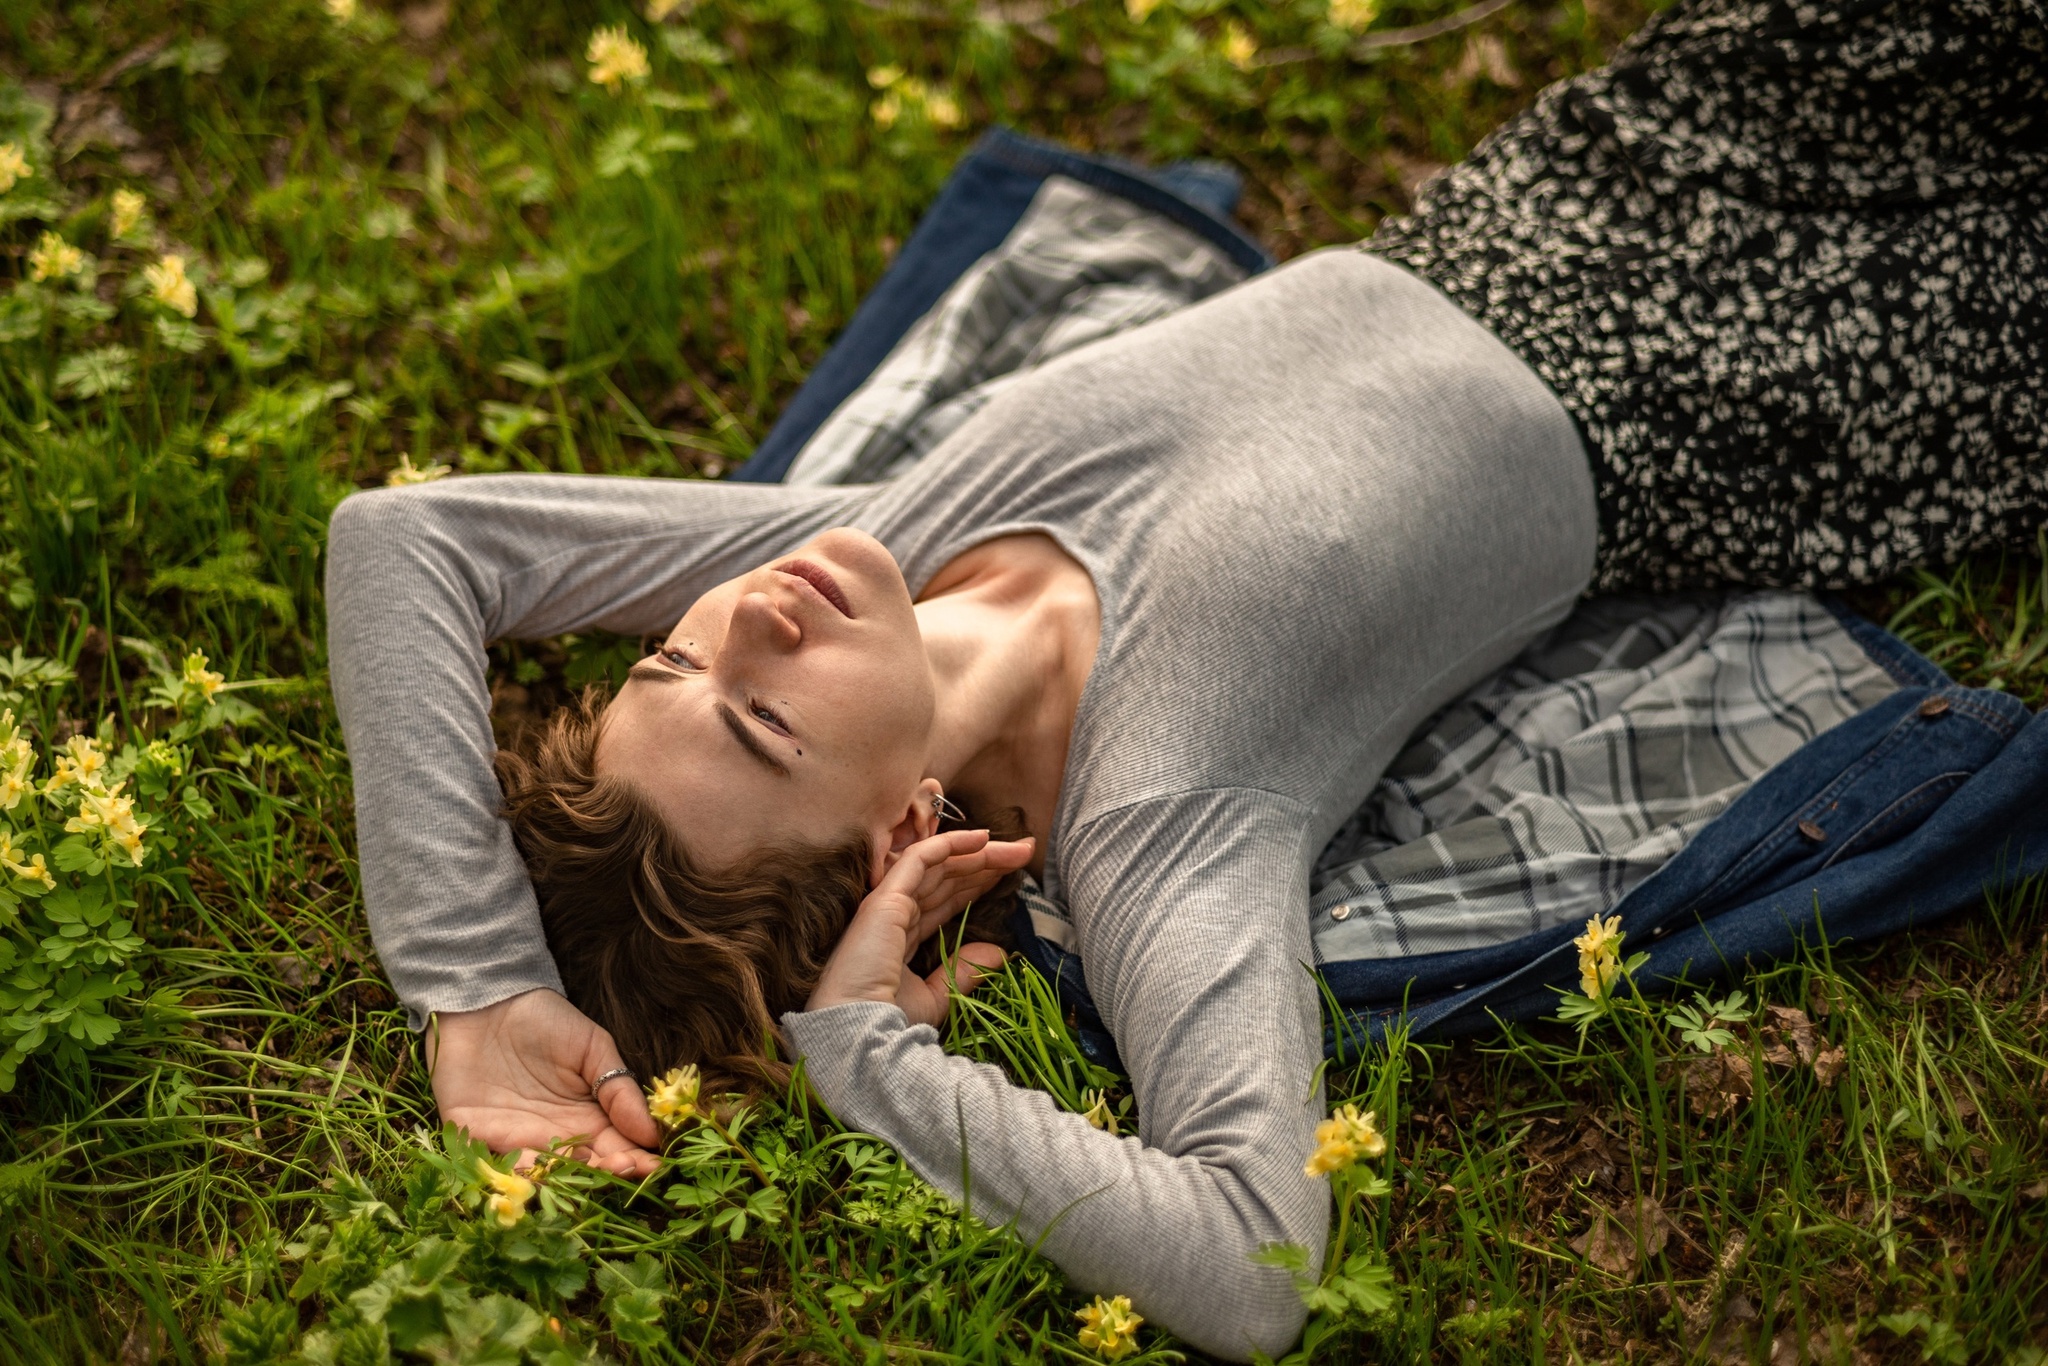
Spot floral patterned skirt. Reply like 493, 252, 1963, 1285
1367, 0, 2048, 592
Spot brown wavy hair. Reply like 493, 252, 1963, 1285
495, 686, 1017, 1093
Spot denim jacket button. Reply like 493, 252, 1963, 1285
1797, 819, 1827, 842
1331, 906, 1352, 921
1918, 695, 1951, 718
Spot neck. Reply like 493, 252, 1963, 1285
912, 535, 1098, 869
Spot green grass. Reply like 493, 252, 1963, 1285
0, 0, 2044, 1361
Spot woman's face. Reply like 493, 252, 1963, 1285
596, 528, 937, 873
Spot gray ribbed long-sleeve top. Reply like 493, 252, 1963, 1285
325, 249, 1597, 1360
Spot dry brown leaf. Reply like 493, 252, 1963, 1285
1570, 1195, 1672, 1281
1760, 1005, 1820, 1068
1813, 1044, 1848, 1086
1685, 1051, 1754, 1118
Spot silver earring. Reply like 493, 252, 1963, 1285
932, 792, 967, 829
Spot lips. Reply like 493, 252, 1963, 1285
776, 559, 853, 618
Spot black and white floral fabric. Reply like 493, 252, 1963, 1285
1368, 0, 2048, 593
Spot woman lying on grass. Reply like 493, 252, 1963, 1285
326, 2, 2044, 1357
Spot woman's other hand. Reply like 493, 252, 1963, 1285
426, 988, 662, 1177
807, 828, 1032, 1026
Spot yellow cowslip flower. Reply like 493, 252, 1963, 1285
866, 64, 904, 90
1304, 1103, 1386, 1178
67, 781, 138, 839
110, 188, 146, 238
476, 1158, 536, 1226
587, 26, 651, 92
924, 90, 964, 130
647, 1064, 700, 1126
1126, 0, 1162, 20
183, 651, 226, 702
1574, 913, 1625, 999
145, 254, 198, 318
645, 0, 692, 19
385, 454, 450, 486
0, 737, 32, 811
28, 232, 85, 282
60, 735, 108, 786
0, 142, 28, 195
871, 91, 904, 130
1075, 1295, 1143, 1360
112, 825, 146, 867
325, 0, 357, 19
1328, 0, 1378, 29
0, 831, 56, 890
1220, 20, 1258, 70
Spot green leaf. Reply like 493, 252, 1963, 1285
420, 1295, 542, 1366
54, 345, 136, 398
1248, 1241, 1312, 1276
51, 834, 103, 874
218, 1299, 298, 1365
598, 1254, 670, 1348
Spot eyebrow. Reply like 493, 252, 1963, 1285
715, 702, 790, 777
625, 661, 790, 778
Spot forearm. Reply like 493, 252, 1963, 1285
785, 1002, 1323, 1362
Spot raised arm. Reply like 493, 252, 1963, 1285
786, 792, 1328, 1361
325, 472, 857, 1025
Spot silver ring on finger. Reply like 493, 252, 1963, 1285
590, 1066, 636, 1099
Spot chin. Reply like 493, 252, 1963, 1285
812, 529, 912, 601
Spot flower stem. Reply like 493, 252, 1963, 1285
699, 1112, 773, 1187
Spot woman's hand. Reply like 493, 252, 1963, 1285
807, 828, 1033, 1026
425, 988, 663, 1177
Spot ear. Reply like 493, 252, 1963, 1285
870, 777, 944, 888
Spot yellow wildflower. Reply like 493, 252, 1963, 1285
58, 735, 108, 787
0, 831, 56, 890
325, 0, 357, 19
648, 1064, 701, 1126
0, 142, 28, 195
1126, 0, 1162, 20
1574, 913, 1625, 999
1220, 20, 1258, 70
67, 780, 139, 837
145, 254, 199, 318
924, 90, 964, 130
1304, 1103, 1386, 1178
28, 232, 86, 282
112, 826, 146, 866
1082, 1090, 1119, 1135
1328, 0, 1378, 29
0, 736, 32, 811
645, 0, 692, 19
77, 779, 150, 867
476, 1158, 536, 1226
1075, 1294, 1144, 1360
183, 651, 226, 702
871, 91, 904, 130
866, 64, 904, 90
110, 188, 147, 238
587, 26, 651, 92
385, 454, 450, 486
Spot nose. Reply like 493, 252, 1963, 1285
726, 589, 802, 655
